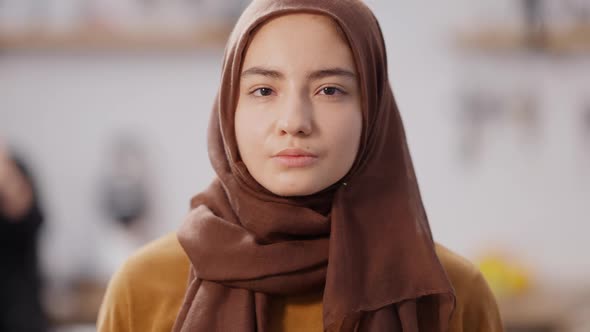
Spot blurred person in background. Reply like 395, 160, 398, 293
95, 135, 152, 282
0, 140, 47, 332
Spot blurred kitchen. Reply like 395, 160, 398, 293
0, 0, 588, 331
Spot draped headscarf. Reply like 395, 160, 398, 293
173, 0, 456, 330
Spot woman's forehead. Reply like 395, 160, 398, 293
252, 13, 347, 44
241, 13, 356, 76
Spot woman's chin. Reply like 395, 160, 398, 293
265, 177, 324, 197
270, 186, 318, 198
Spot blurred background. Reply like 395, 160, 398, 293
0, 0, 588, 331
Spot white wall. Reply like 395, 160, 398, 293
368, 0, 590, 284
1, 1, 588, 284
0, 54, 220, 280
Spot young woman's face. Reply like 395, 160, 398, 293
235, 13, 362, 197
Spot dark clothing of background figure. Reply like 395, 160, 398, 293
0, 157, 47, 332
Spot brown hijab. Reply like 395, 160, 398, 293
173, 0, 456, 331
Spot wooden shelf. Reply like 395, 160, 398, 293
45, 280, 107, 326
455, 24, 590, 56
497, 285, 590, 332
0, 24, 233, 52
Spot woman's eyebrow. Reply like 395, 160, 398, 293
241, 67, 356, 81
241, 67, 284, 79
307, 68, 356, 81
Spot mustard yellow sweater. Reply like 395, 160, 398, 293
97, 233, 503, 332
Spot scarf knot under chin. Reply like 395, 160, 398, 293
173, 174, 454, 331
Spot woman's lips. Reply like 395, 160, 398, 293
272, 148, 319, 168
273, 155, 318, 167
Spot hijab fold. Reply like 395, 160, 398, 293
173, 0, 456, 331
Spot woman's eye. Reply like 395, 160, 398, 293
319, 87, 344, 96
252, 87, 274, 97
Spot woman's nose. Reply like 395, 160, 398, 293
276, 95, 313, 136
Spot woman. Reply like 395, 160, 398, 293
98, 0, 503, 331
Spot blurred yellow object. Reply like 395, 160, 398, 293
477, 254, 532, 298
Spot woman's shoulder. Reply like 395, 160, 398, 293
434, 243, 504, 332
97, 232, 190, 332
435, 243, 481, 284
124, 232, 190, 275
109, 232, 191, 296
